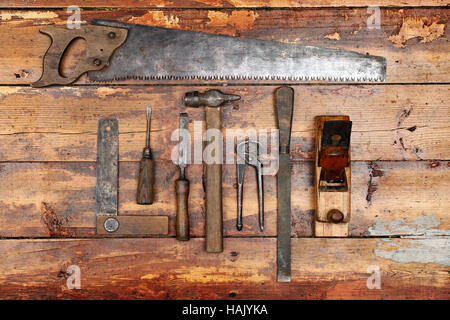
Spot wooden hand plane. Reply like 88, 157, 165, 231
315, 116, 352, 237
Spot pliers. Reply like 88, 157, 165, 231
236, 139, 264, 231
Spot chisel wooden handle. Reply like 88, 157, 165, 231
176, 178, 190, 241
137, 156, 154, 204
205, 107, 223, 253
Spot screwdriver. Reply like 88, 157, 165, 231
136, 105, 155, 204
176, 113, 190, 241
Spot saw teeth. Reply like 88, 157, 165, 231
90, 72, 384, 83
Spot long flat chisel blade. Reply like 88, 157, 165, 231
275, 87, 294, 282
89, 20, 386, 83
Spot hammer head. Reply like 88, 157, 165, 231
184, 90, 241, 108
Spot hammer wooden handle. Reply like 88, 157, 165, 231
184, 90, 239, 253
205, 107, 223, 253
176, 178, 190, 241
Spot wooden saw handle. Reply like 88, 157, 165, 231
32, 25, 127, 87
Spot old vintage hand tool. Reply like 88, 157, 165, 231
32, 20, 386, 87
275, 86, 294, 282
315, 116, 352, 237
236, 139, 264, 231
184, 89, 241, 253
96, 118, 168, 236
136, 105, 155, 205
176, 113, 190, 241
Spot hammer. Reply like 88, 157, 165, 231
184, 89, 240, 253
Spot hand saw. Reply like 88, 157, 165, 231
32, 19, 386, 87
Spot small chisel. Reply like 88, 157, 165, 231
176, 113, 190, 241
136, 105, 155, 205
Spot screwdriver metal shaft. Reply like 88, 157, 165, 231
176, 113, 190, 241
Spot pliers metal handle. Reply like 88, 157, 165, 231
236, 139, 264, 231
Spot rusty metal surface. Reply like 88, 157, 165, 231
237, 139, 264, 231
184, 90, 241, 108
88, 20, 386, 83
96, 119, 119, 217
177, 112, 189, 178
319, 120, 352, 188
275, 86, 294, 282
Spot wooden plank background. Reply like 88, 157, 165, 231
1, 8, 449, 84
0, 0, 449, 300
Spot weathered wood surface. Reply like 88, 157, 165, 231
0, 2, 449, 300
1, 0, 448, 8
0, 161, 448, 238
0, 8, 448, 84
0, 238, 448, 299
1, 85, 448, 162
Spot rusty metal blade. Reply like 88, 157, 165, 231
275, 87, 294, 282
96, 118, 119, 217
88, 20, 386, 83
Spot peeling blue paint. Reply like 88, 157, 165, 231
374, 238, 450, 266
368, 215, 450, 237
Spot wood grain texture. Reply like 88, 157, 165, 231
0, 161, 448, 238
96, 216, 168, 235
175, 178, 190, 241
0, 85, 448, 162
0, 2, 448, 301
0, 8, 448, 84
0, 0, 448, 8
136, 157, 155, 204
204, 107, 224, 252
0, 238, 448, 299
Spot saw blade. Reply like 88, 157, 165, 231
88, 20, 386, 83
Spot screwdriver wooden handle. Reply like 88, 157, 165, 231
136, 157, 154, 204
176, 178, 190, 241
